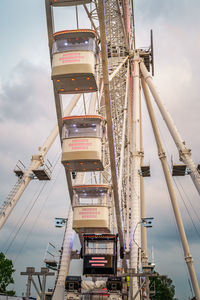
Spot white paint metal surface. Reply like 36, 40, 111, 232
140, 61, 200, 196
130, 54, 141, 299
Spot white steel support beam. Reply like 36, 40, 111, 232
139, 86, 148, 264
126, 143, 130, 252
115, 0, 129, 51
0, 95, 81, 230
126, 65, 133, 254
139, 82, 149, 300
140, 62, 200, 197
118, 62, 129, 197
83, 5, 100, 40
122, 0, 130, 45
109, 56, 129, 82
142, 77, 200, 300
118, 63, 129, 255
45, 0, 54, 63
53, 89, 63, 138
130, 53, 141, 300
52, 205, 74, 300
98, 0, 126, 252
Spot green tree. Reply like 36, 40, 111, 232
150, 273, 178, 300
0, 252, 15, 295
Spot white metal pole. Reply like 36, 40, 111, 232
140, 62, 200, 196
139, 82, 148, 264
117, 63, 129, 260
139, 82, 150, 300
126, 144, 130, 252
118, 62, 129, 194
130, 52, 141, 300
127, 66, 133, 256
142, 77, 200, 300
52, 205, 74, 300
45, 0, 54, 64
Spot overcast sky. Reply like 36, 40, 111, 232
0, 0, 200, 299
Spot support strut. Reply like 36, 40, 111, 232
140, 62, 200, 197
142, 77, 200, 300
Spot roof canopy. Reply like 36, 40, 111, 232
72, 184, 111, 193
62, 115, 104, 125
53, 29, 97, 40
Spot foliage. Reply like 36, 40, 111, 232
150, 273, 178, 300
0, 252, 15, 295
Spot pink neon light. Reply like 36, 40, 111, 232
61, 55, 84, 57
82, 215, 97, 218
61, 57, 84, 60
69, 143, 92, 146
80, 209, 97, 212
91, 264, 105, 266
79, 211, 98, 214
82, 208, 97, 211
62, 60, 81, 63
72, 147, 88, 150
61, 60, 81, 63
91, 257, 105, 260
62, 57, 81, 59
80, 210, 97, 213
89, 260, 108, 263
72, 139, 88, 142
63, 53, 81, 56
62, 59, 84, 62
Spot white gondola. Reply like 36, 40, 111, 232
72, 185, 111, 233
61, 115, 105, 172
52, 29, 99, 94
50, 0, 91, 6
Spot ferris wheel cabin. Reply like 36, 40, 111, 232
72, 185, 111, 233
61, 115, 104, 172
82, 234, 118, 277
52, 29, 99, 94
50, 0, 91, 6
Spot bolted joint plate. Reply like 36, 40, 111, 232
185, 255, 193, 263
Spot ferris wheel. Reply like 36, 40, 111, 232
43, 0, 200, 299
1, 0, 200, 299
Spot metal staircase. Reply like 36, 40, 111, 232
0, 178, 23, 216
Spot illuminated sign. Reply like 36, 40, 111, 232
78, 207, 100, 219
59, 53, 84, 64
69, 139, 92, 150
85, 255, 113, 269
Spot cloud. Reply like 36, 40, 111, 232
1, 1, 200, 299
0, 60, 54, 123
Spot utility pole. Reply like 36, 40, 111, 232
21, 267, 55, 300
